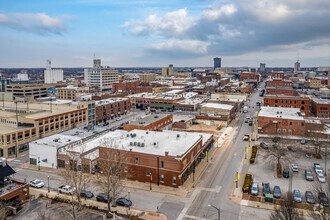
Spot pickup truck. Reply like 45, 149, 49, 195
58, 185, 75, 195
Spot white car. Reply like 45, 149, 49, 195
291, 164, 299, 172
116, 117, 122, 121
58, 185, 76, 195
30, 179, 44, 188
317, 173, 326, 183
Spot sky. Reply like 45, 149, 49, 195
0, 0, 330, 68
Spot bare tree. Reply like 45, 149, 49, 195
309, 181, 330, 220
264, 137, 289, 177
269, 192, 303, 220
0, 201, 6, 220
97, 137, 129, 214
35, 210, 51, 220
59, 146, 92, 219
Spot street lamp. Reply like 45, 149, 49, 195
208, 204, 220, 220
47, 176, 50, 193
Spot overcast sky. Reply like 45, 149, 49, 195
1, 0, 330, 68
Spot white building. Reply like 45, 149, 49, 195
44, 60, 63, 84
84, 59, 119, 91
17, 70, 29, 81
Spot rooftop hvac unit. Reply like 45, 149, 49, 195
0, 157, 6, 167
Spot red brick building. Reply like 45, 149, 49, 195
112, 80, 140, 94
258, 106, 305, 136
265, 79, 293, 88
240, 72, 260, 82
311, 99, 330, 118
95, 98, 131, 124
72, 130, 214, 188
123, 114, 173, 131
267, 72, 284, 79
263, 96, 310, 116
265, 88, 297, 96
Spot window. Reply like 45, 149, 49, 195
124, 168, 128, 172
135, 157, 138, 164
146, 172, 151, 176
288, 129, 292, 135
301, 122, 304, 126
172, 177, 176, 185
160, 174, 164, 183
161, 161, 164, 169
290, 122, 292, 125
283, 129, 286, 134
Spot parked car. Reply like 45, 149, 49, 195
273, 186, 281, 198
287, 146, 297, 152
314, 163, 323, 174
319, 192, 329, 207
260, 142, 269, 150
283, 169, 290, 178
96, 193, 111, 203
263, 183, 271, 196
58, 185, 75, 195
300, 139, 306, 145
304, 151, 312, 158
248, 121, 253, 126
251, 183, 259, 196
103, 122, 109, 126
116, 198, 132, 207
317, 173, 326, 183
293, 189, 302, 203
305, 191, 316, 204
30, 179, 44, 188
291, 164, 299, 172
243, 134, 249, 141
305, 170, 314, 181
80, 190, 94, 199
116, 117, 122, 121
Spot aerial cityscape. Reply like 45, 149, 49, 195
0, 1, 330, 220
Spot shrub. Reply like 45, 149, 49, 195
242, 174, 252, 193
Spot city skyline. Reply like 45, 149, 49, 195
1, 0, 330, 68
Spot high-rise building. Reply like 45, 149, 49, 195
260, 63, 266, 72
84, 59, 119, 91
294, 60, 300, 72
161, 64, 174, 76
44, 60, 63, 84
213, 57, 221, 69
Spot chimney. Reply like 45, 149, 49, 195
165, 152, 169, 156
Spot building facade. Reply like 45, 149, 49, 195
139, 73, 157, 83
123, 114, 173, 131
263, 96, 310, 116
95, 98, 131, 124
311, 99, 330, 118
44, 60, 63, 84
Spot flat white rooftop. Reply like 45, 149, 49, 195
70, 130, 213, 158
200, 103, 234, 110
258, 106, 304, 120
312, 98, 330, 105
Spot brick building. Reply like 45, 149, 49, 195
258, 107, 305, 136
112, 80, 140, 94
267, 72, 284, 79
139, 73, 157, 83
240, 72, 260, 82
263, 95, 310, 116
265, 87, 298, 96
95, 98, 131, 124
199, 103, 235, 121
0, 158, 30, 204
58, 130, 214, 188
311, 99, 330, 118
265, 79, 293, 88
123, 114, 173, 131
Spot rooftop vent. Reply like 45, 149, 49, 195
154, 115, 159, 118
177, 134, 180, 138
141, 143, 145, 147
153, 142, 157, 145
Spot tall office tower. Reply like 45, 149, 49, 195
260, 63, 266, 72
213, 57, 222, 69
294, 60, 300, 72
44, 60, 63, 84
84, 59, 119, 91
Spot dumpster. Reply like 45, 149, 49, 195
265, 194, 273, 203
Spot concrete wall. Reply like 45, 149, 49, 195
29, 143, 57, 168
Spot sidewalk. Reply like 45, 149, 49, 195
29, 188, 167, 220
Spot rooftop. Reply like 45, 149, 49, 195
177, 98, 204, 105
69, 130, 213, 158
258, 106, 304, 120
200, 103, 234, 110
95, 97, 129, 106
312, 98, 330, 105
127, 114, 170, 127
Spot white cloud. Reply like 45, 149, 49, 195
148, 40, 210, 54
0, 12, 73, 35
202, 4, 237, 21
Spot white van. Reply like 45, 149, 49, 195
243, 106, 248, 113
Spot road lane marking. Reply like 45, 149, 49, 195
197, 186, 222, 193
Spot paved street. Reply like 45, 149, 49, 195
9, 87, 271, 219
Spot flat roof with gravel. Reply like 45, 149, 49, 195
128, 114, 169, 126
258, 106, 304, 120
200, 103, 234, 110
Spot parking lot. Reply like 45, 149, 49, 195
248, 138, 330, 203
